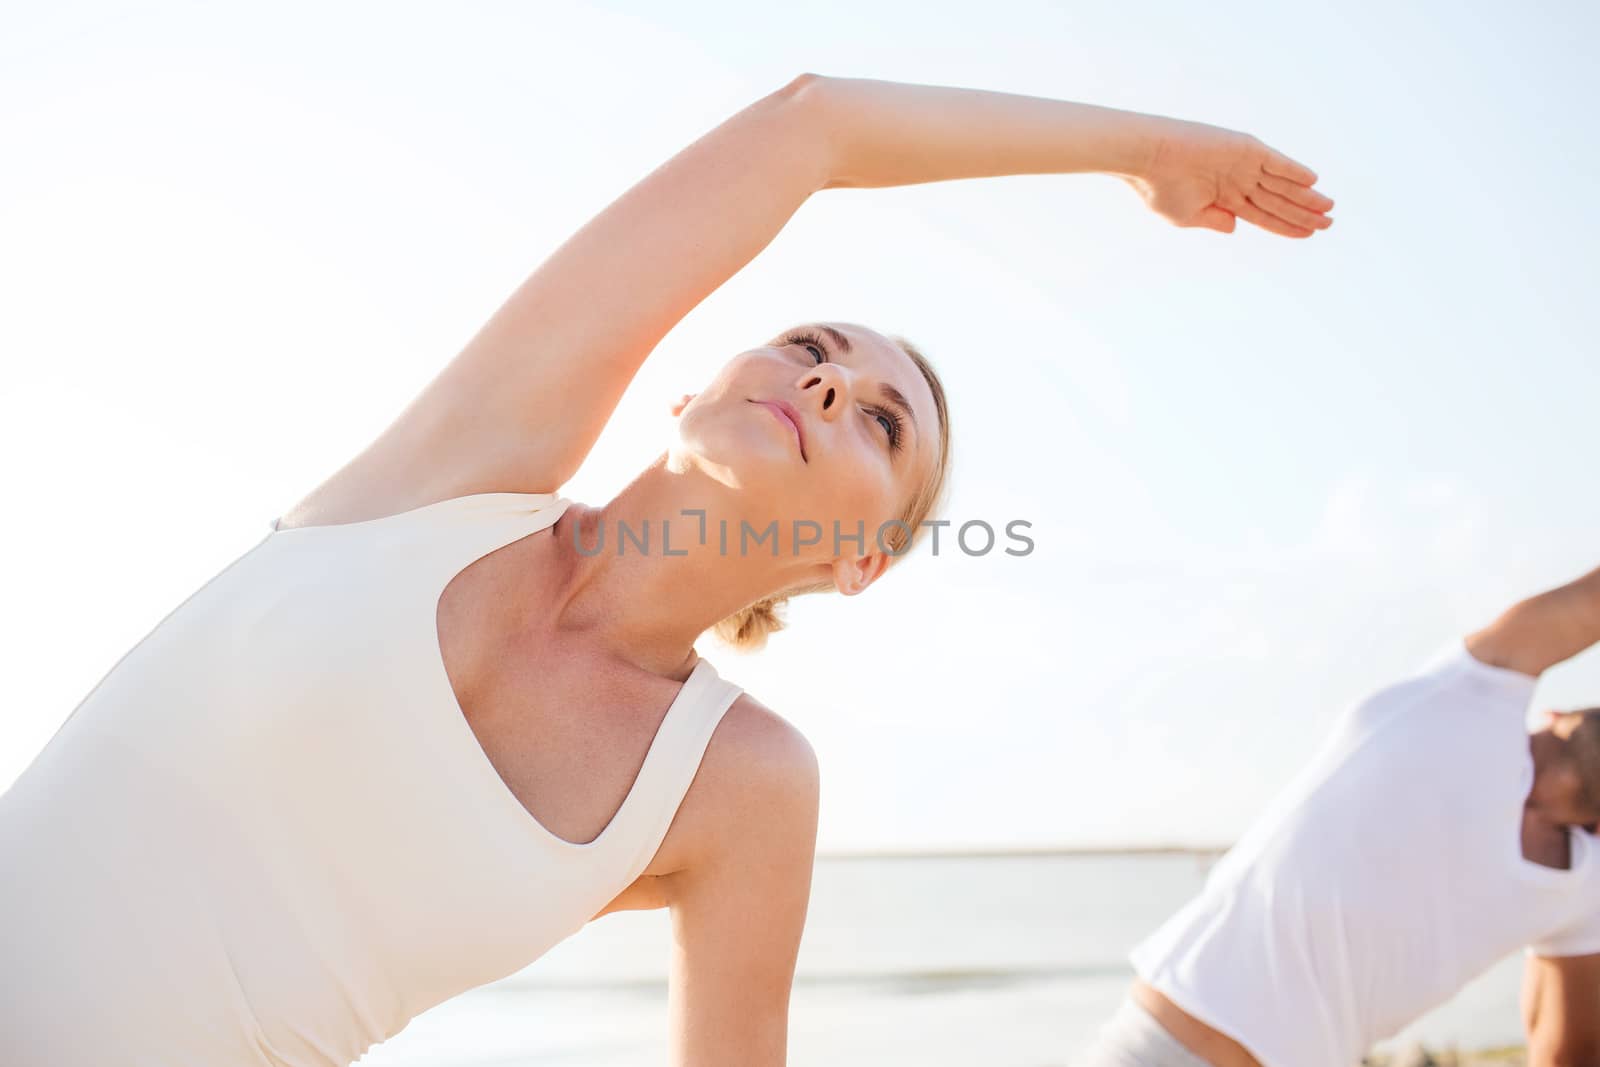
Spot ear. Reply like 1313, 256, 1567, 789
830, 550, 892, 597
1547, 709, 1590, 739
669, 393, 697, 417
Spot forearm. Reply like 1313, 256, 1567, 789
1472, 564, 1600, 676
800, 74, 1164, 190
1523, 955, 1600, 1067
1513, 565, 1600, 669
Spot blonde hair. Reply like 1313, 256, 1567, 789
711, 333, 953, 651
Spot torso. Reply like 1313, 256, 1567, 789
278, 483, 738, 911
1134, 802, 1576, 1067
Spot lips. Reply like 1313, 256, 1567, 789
751, 399, 807, 462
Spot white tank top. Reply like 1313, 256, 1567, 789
0, 491, 744, 1066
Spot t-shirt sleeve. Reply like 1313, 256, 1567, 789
1529, 899, 1600, 959
1453, 641, 1541, 692
1429, 639, 1541, 700
1341, 639, 1538, 739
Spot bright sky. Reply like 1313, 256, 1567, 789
4, 0, 1597, 851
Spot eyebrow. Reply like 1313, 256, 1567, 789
877, 382, 919, 454
817, 325, 853, 356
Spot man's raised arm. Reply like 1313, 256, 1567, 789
1468, 564, 1600, 678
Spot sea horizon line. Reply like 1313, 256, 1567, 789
813, 843, 1231, 860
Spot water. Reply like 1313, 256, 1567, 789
358, 853, 1526, 1066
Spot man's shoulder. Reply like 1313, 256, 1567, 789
1341, 641, 1529, 738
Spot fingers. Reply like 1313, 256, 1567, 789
1247, 187, 1332, 232
1263, 151, 1318, 186
1260, 173, 1334, 215
1231, 198, 1314, 238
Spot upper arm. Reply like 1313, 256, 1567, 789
1524, 952, 1600, 1066
291, 73, 833, 523
1466, 568, 1600, 679
657, 699, 820, 1067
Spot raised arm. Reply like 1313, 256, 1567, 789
1467, 563, 1600, 678
294, 74, 1332, 518
808, 75, 1333, 236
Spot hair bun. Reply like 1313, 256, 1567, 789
712, 594, 789, 651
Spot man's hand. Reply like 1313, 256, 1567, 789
1121, 118, 1334, 237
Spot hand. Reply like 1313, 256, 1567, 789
1122, 117, 1334, 237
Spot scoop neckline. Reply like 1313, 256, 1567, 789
409, 493, 714, 854
429, 646, 716, 855
273, 488, 723, 856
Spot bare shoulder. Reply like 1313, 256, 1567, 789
660, 692, 819, 873
603, 692, 818, 913
700, 692, 820, 806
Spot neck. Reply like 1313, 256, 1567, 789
542, 457, 828, 676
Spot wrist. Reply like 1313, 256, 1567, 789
1102, 109, 1167, 181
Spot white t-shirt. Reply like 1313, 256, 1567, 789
1130, 641, 1600, 1067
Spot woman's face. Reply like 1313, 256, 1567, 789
672, 321, 941, 573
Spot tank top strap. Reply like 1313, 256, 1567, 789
286, 491, 574, 586
597, 656, 745, 883
403, 491, 574, 569
267, 491, 571, 547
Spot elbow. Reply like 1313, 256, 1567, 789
764, 71, 829, 112
763, 73, 841, 193
780, 71, 829, 96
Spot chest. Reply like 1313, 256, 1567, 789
432, 538, 694, 870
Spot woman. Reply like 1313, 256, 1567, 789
0, 73, 1331, 1066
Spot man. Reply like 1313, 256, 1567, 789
1080, 563, 1600, 1067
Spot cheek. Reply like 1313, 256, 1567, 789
711, 352, 773, 392
671, 402, 717, 451
826, 457, 901, 525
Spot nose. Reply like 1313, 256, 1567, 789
795, 361, 852, 421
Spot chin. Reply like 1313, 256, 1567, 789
670, 441, 792, 503
682, 422, 801, 483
